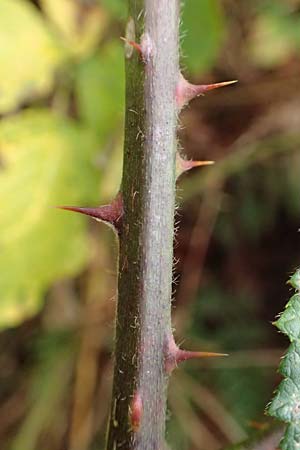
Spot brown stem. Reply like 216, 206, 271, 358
105, 1, 179, 449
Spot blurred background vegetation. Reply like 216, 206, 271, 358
0, 0, 300, 449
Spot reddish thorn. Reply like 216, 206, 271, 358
248, 420, 269, 431
175, 349, 228, 364
176, 154, 214, 176
120, 37, 143, 56
129, 391, 143, 432
57, 192, 123, 231
164, 334, 228, 374
176, 73, 237, 109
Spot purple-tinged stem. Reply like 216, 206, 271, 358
105, 1, 179, 449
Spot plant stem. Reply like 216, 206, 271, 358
105, 1, 179, 449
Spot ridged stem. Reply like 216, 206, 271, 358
105, 1, 179, 449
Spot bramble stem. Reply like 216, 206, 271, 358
105, 1, 179, 449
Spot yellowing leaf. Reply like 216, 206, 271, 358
41, 0, 108, 57
0, 0, 66, 113
0, 110, 100, 329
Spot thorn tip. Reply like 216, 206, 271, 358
164, 334, 227, 373
176, 73, 237, 109
176, 153, 215, 177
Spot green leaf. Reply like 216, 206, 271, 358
268, 269, 300, 449
268, 378, 300, 423
289, 270, 300, 290
280, 424, 300, 450
76, 41, 125, 141
275, 294, 300, 340
0, 0, 66, 114
0, 110, 100, 329
181, 0, 225, 75
280, 342, 300, 382
41, 0, 108, 57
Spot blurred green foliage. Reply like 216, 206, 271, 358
0, 0, 126, 329
100, 0, 127, 19
0, 0, 226, 329
0, 0, 64, 113
188, 287, 269, 422
0, 110, 100, 328
181, 0, 225, 75
251, 0, 300, 67
76, 42, 124, 139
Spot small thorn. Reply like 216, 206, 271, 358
175, 349, 229, 365
164, 334, 227, 373
201, 79, 238, 91
57, 192, 123, 232
120, 36, 143, 56
176, 73, 237, 110
176, 154, 214, 177
129, 391, 143, 432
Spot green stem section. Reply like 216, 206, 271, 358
106, 1, 179, 449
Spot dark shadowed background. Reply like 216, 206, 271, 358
1, 1, 300, 449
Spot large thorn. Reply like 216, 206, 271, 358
176, 153, 214, 177
164, 334, 228, 374
57, 192, 124, 232
176, 73, 237, 110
